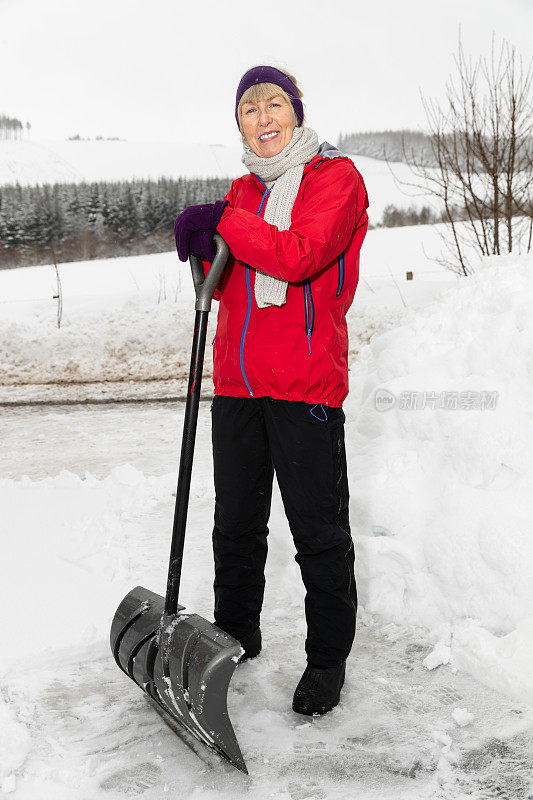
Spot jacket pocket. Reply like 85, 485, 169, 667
303, 278, 315, 355
336, 252, 345, 297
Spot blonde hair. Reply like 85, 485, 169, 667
237, 67, 305, 144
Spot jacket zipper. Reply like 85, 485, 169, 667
336, 251, 345, 296
303, 278, 315, 355
239, 178, 272, 396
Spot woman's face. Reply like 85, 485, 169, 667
240, 93, 296, 157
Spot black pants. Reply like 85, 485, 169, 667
210, 395, 357, 668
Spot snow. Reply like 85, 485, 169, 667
452, 708, 474, 727
0, 701, 31, 795
344, 253, 533, 707
0, 139, 247, 185
423, 643, 451, 671
1, 225, 533, 796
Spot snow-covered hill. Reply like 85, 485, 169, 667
0, 139, 245, 184
0, 139, 435, 219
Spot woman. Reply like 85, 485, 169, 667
174, 65, 369, 716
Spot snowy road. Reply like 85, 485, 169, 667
2, 400, 532, 799
0, 400, 202, 480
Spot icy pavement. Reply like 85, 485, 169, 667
1, 400, 532, 798
0, 379, 195, 407
0, 400, 204, 480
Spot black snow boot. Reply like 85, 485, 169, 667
292, 662, 346, 716
237, 628, 262, 663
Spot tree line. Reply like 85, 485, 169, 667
67, 134, 123, 141
0, 114, 31, 140
338, 127, 533, 170
0, 174, 467, 269
0, 177, 232, 268
337, 130, 436, 164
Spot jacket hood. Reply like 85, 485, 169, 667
317, 141, 347, 159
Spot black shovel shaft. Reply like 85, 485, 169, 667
165, 309, 208, 614
165, 235, 229, 616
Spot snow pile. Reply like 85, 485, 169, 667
0, 466, 181, 666
0, 297, 217, 385
0, 251, 205, 386
0, 464, 172, 791
346, 253, 533, 704
452, 708, 474, 727
0, 699, 31, 794
0, 297, 405, 388
0, 249, 407, 387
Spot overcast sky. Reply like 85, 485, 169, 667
1, 0, 532, 146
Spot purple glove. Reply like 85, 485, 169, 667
174, 200, 228, 262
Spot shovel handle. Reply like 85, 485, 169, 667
189, 234, 229, 312
165, 235, 229, 616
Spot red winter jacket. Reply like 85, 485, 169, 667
204, 142, 369, 408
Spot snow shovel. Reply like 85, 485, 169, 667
110, 234, 248, 774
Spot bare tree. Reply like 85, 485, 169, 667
391, 34, 533, 275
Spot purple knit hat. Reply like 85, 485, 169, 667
235, 66, 304, 129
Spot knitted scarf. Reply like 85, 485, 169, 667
242, 126, 319, 308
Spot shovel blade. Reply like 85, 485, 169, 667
110, 586, 247, 773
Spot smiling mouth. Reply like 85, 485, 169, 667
258, 131, 280, 142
